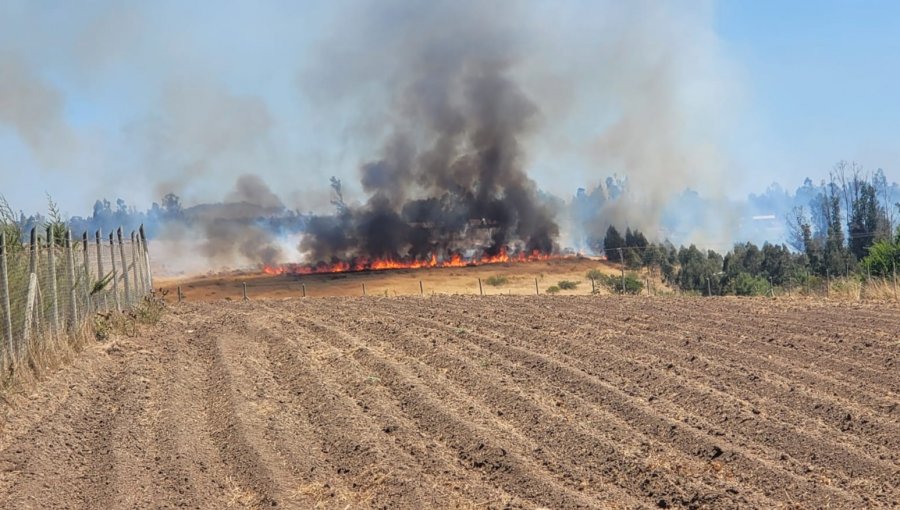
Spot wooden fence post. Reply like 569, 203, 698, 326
131, 231, 145, 298
618, 248, 625, 292
47, 227, 60, 335
81, 232, 92, 313
117, 228, 131, 307
139, 224, 153, 290
478, 277, 483, 296
95, 230, 108, 310
535, 278, 539, 295
22, 273, 38, 357
242, 282, 249, 301
420, 280, 424, 296
109, 232, 121, 311
362, 283, 366, 296
301, 283, 306, 298
590, 277, 595, 294
65, 231, 79, 332
177, 286, 183, 303
0, 233, 13, 363
29, 227, 37, 274
26, 228, 38, 352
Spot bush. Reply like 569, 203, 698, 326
732, 272, 769, 296
557, 280, 578, 290
545, 285, 561, 294
599, 273, 643, 294
485, 274, 508, 286
585, 268, 604, 280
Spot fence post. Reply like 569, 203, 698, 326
47, 227, 60, 336
420, 280, 424, 296
139, 224, 153, 290
618, 248, 625, 292
301, 283, 306, 298
95, 230, 108, 310
826, 269, 830, 298
64, 231, 78, 332
590, 277, 595, 294
109, 232, 121, 311
535, 277, 539, 295
478, 277, 483, 296
177, 286, 183, 303
1, 233, 13, 364
29, 227, 37, 274
362, 283, 366, 296
131, 231, 145, 298
117, 228, 131, 307
242, 282, 249, 301
26, 228, 38, 353
22, 273, 38, 359
81, 232, 93, 313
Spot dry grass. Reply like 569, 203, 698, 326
0, 296, 166, 395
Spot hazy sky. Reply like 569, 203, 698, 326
2, 0, 898, 216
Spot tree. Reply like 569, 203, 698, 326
604, 225, 625, 262
161, 193, 183, 218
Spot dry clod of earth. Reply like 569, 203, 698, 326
0, 295, 898, 509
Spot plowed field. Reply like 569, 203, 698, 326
0, 296, 898, 509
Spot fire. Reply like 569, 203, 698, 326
262, 247, 557, 276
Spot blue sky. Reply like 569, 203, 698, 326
1, 0, 899, 216
715, 0, 900, 190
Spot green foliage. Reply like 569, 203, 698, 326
0, 195, 23, 253
557, 280, 578, 290
676, 245, 723, 295
585, 268, 604, 280
485, 274, 508, 286
731, 272, 770, 296
545, 285, 560, 294
45, 194, 68, 246
597, 273, 643, 294
861, 239, 900, 277
604, 225, 624, 262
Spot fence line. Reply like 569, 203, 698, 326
0, 224, 153, 377
184, 271, 900, 302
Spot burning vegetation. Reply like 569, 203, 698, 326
263, 246, 557, 276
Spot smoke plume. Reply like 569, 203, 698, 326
299, 0, 558, 263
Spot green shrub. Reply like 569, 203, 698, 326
732, 272, 769, 296
545, 285, 561, 294
485, 274, 508, 286
585, 268, 604, 280
557, 280, 578, 290
598, 273, 644, 294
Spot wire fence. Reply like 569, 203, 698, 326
0, 226, 153, 375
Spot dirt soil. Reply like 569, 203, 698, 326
0, 296, 898, 509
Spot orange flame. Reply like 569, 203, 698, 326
262, 247, 557, 276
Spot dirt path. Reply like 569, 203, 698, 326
0, 296, 897, 508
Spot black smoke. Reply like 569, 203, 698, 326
299, 0, 559, 263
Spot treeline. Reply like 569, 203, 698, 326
602, 228, 899, 296
9, 193, 309, 241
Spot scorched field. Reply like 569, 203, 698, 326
0, 296, 898, 509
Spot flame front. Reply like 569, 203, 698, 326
262, 247, 557, 276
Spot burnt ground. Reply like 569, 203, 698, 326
0, 296, 897, 509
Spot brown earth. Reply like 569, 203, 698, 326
0, 296, 898, 509
154, 257, 642, 301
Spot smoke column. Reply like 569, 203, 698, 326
299, 0, 559, 263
